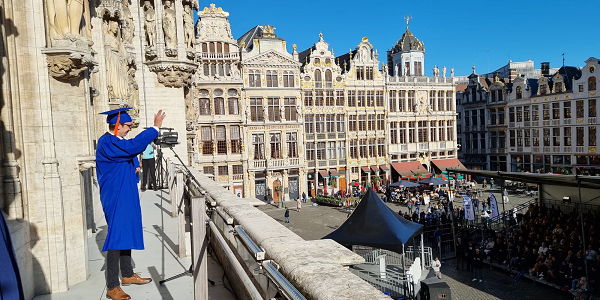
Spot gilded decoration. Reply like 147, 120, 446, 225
199, 3, 229, 17
590, 147, 597, 153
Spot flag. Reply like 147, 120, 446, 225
361, 182, 365, 192
489, 193, 500, 221
462, 194, 475, 221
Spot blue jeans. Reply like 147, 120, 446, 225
285, 217, 289, 223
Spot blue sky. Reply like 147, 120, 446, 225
196, 1, 600, 76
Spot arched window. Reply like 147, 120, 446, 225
516, 86, 523, 99
325, 70, 332, 88
314, 70, 322, 88
589, 76, 597, 91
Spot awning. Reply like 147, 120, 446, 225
361, 166, 371, 173
318, 170, 330, 178
431, 158, 466, 172
390, 161, 427, 177
329, 169, 340, 178
370, 166, 379, 172
379, 165, 389, 171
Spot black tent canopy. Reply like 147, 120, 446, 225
322, 189, 423, 253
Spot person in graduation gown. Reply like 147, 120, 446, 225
0, 211, 25, 300
96, 108, 165, 300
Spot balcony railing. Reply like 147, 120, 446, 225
317, 134, 326, 140
232, 174, 243, 181
197, 52, 240, 59
253, 160, 266, 169
419, 143, 429, 150
268, 158, 286, 168
289, 157, 300, 166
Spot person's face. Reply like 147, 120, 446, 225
117, 122, 133, 137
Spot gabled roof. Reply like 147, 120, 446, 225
298, 45, 316, 68
323, 189, 423, 253
335, 50, 357, 74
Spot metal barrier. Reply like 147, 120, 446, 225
405, 246, 433, 269
349, 268, 414, 299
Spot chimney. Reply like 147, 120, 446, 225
541, 62, 550, 76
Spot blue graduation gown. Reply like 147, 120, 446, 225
96, 128, 158, 251
0, 212, 25, 300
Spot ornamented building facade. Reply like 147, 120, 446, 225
191, 8, 459, 200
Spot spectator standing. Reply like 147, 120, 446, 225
432, 257, 442, 279
284, 208, 290, 223
456, 237, 465, 270
472, 248, 485, 282
140, 142, 157, 191
296, 198, 302, 212
302, 192, 307, 203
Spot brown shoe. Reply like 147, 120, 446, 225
122, 273, 152, 286
106, 286, 130, 300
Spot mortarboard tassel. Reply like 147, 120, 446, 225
114, 111, 121, 137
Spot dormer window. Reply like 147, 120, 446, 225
516, 86, 523, 99
539, 84, 547, 95
314, 58, 321, 64
555, 82, 562, 93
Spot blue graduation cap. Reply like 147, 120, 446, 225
99, 107, 133, 125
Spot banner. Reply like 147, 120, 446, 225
489, 193, 500, 221
462, 194, 475, 221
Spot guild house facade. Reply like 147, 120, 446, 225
191, 9, 459, 200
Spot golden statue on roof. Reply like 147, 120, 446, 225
261, 24, 277, 38
404, 15, 412, 31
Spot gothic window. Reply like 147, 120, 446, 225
284, 97, 297, 121
325, 70, 333, 88
249, 70, 261, 87
266, 70, 278, 87
589, 76, 596, 91
202, 126, 213, 155
516, 86, 523, 99
250, 98, 263, 122
201, 43, 208, 52
270, 133, 281, 159
589, 99, 596, 118
252, 134, 265, 160
314, 69, 322, 88
216, 126, 227, 154
268, 97, 280, 121
230, 125, 241, 154
209, 43, 215, 52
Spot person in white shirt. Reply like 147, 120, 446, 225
432, 256, 442, 279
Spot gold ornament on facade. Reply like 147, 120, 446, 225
261, 24, 277, 38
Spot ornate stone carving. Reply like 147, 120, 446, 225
45, 0, 91, 41
162, 0, 177, 50
145, 48, 158, 60
121, 0, 135, 44
149, 63, 196, 88
45, 51, 97, 80
143, 1, 156, 48
183, 4, 195, 49
165, 48, 178, 57
103, 19, 134, 103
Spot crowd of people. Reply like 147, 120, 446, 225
458, 203, 598, 298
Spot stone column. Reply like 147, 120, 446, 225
299, 168, 307, 197
283, 169, 289, 201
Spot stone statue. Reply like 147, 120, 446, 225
121, 0, 135, 44
433, 65, 439, 78
162, 0, 177, 49
230, 62, 240, 79
394, 64, 399, 77
104, 20, 131, 102
442, 66, 447, 78
183, 4, 195, 49
127, 65, 140, 116
143, 1, 156, 47
46, 0, 85, 39
451, 66, 454, 77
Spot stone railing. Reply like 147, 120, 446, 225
185, 168, 389, 300
197, 52, 240, 60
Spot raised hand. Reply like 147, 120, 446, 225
154, 110, 166, 128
